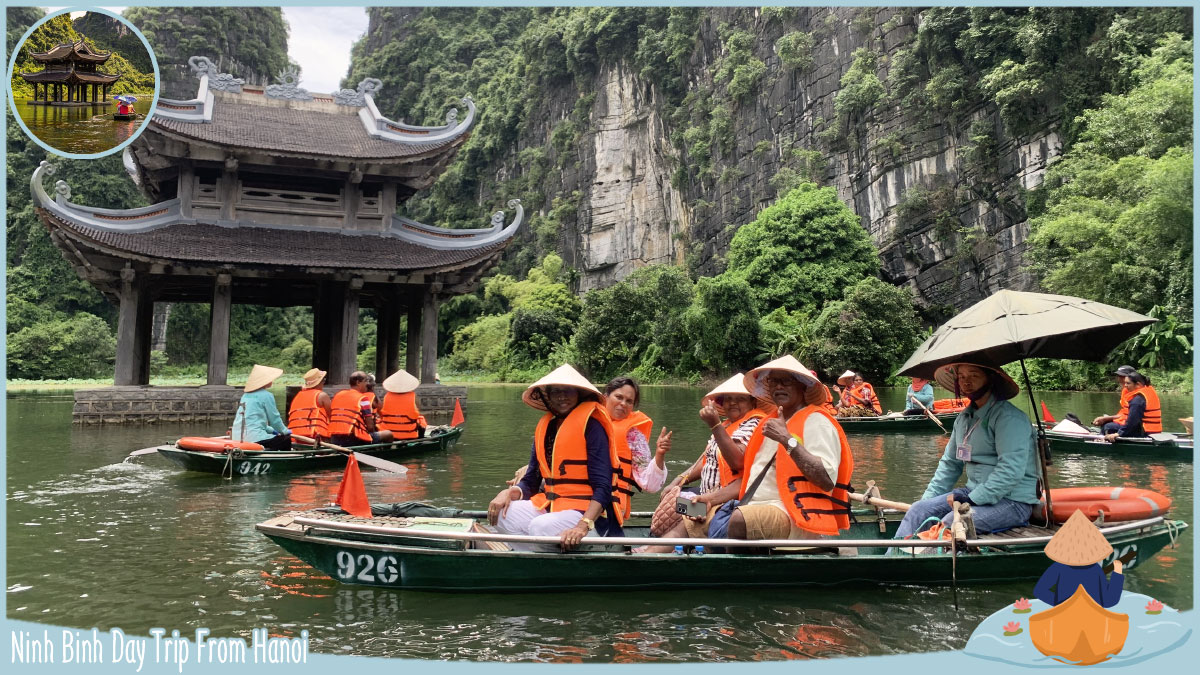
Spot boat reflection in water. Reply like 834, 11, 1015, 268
1029, 586, 1129, 665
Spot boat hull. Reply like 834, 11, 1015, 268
1030, 586, 1130, 665
257, 514, 1186, 593
837, 412, 957, 433
1045, 431, 1193, 461
156, 426, 462, 476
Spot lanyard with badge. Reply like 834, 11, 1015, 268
956, 415, 984, 461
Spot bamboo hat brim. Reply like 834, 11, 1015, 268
383, 369, 420, 394
934, 362, 1019, 400
837, 370, 857, 387
245, 364, 284, 393
302, 368, 327, 389
702, 373, 774, 414
521, 364, 603, 411
744, 355, 820, 402
1044, 509, 1113, 566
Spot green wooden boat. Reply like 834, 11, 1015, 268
155, 426, 462, 476
256, 509, 1186, 592
1044, 430, 1193, 461
837, 411, 958, 433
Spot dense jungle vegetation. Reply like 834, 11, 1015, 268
4, 7, 1193, 392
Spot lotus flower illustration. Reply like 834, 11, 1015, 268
1145, 599, 1164, 615
1003, 621, 1023, 636
1013, 598, 1032, 613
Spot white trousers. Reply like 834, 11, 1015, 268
495, 500, 591, 552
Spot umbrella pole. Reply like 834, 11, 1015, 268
1020, 359, 1054, 527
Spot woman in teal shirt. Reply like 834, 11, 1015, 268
902, 376, 935, 415
894, 363, 1041, 539
231, 364, 292, 451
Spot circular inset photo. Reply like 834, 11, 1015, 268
8, 8, 159, 158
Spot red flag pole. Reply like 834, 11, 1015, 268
450, 398, 465, 427
335, 454, 372, 518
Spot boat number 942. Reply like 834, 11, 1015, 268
335, 551, 400, 584
237, 461, 270, 475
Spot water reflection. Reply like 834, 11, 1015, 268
14, 98, 154, 154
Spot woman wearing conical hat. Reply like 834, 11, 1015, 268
232, 364, 292, 451
377, 369, 427, 440
486, 364, 621, 551
893, 363, 1041, 541
1033, 510, 1124, 607
642, 373, 773, 551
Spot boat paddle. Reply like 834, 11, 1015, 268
1102, 549, 1137, 574
291, 434, 408, 474
124, 445, 168, 462
847, 489, 911, 512
910, 395, 949, 434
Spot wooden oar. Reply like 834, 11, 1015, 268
1102, 549, 1137, 575
848, 487, 911, 512
124, 445, 168, 461
910, 395, 949, 434
291, 435, 408, 474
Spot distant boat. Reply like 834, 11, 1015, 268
1030, 585, 1128, 665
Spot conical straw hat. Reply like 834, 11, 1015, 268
702, 373, 774, 414
302, 368, 327, 389
1044, 509, 1113, 566
934, 362, 1019, 400
837, 370, 857, 386
744, 355, 819, 402
521, 364, 603, 411
382, 369, 420, 394
244, 364, 283, 393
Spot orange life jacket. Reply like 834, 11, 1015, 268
844, 383, 882, 414
328, 389, 373, 442
739, 406, 855, 536
609, 410, 652, 521
821, 385, 838, 416
932, 397, 969, 412
287, 388, 329, 438
377, 391, 426, 439
528, 401, 620, 521
707, 408, 767, 488
1117, 386, 1162, 433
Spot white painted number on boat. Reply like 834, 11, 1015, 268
236, 461, 270, 475
335, 550, 399, 584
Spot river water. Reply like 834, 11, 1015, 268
12, 98, 154, 155
6, 386, 1193, 662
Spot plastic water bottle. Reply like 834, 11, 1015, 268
673, 545, 684, 555
694, 545, 705, 556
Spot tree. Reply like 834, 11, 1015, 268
681, 275, 760, 372
725, 183, 879, 314
7, 313, 116, 380
809, 277, 921, 383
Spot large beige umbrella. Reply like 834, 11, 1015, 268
896, 289, 1155, 524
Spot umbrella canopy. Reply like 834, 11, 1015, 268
897, 290, 1155, 378
113, 95, 138, 103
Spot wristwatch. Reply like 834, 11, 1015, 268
786, 437, 799, 450
579, 517, 595, 531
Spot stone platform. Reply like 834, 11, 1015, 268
73, 384, 467, 424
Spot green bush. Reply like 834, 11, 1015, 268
682, 274, 760, 372
808, 277, 921, 384
7, 312, 116, 379
834, 48, 885, 120
776, 31, 814, 71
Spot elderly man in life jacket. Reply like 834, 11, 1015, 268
487, 364, 621, 551
694, 356, 855, 544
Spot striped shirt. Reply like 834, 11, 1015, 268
699, 416, 763, 494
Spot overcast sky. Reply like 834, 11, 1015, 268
54, 7, 370, 94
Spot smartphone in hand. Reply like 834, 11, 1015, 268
675, 497, 706, 518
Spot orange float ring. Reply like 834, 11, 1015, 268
176, 436, 264, 453
1040, 486, 1171, 524
932, 398, 968, 413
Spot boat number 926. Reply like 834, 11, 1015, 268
237, 461, 270, 475
335, 551, 400, 584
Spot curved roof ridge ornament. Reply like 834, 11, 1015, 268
334, 78, 383, 107
358, 95, 475, 146
266, 66, 313, 101
390, 199, 522, 250
154, 56, 234, 123
30, 161, 183, 233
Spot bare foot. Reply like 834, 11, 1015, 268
632, 545, 675, 554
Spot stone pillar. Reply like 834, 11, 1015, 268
219, 157, 238, 221
312, 284, 332, 372
405, 302, 420, 377
113, 269, 144, 386
327, 279, 361, 384
374, 303, 390, 384
420, 286, 439, 384
385, 299, 401, 378
135, 298, 154, 384
206, 274, 232, 385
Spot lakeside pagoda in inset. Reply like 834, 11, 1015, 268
20, 38, 121, 106
32, 56, 521, 423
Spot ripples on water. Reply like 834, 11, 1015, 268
5, 387, 1192, 662
13, 99, 153, 154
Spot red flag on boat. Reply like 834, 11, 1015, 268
335, 454, 372, 518
1040, 400, 1056, 424
451, 398, 465, 427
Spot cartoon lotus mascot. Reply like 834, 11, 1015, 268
1029, 510, 1129, 665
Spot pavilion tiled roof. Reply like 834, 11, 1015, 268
40, 210, 508, 272
21, 69, 120, 84
31, 39, 110, 63
152, 99, 463, 160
